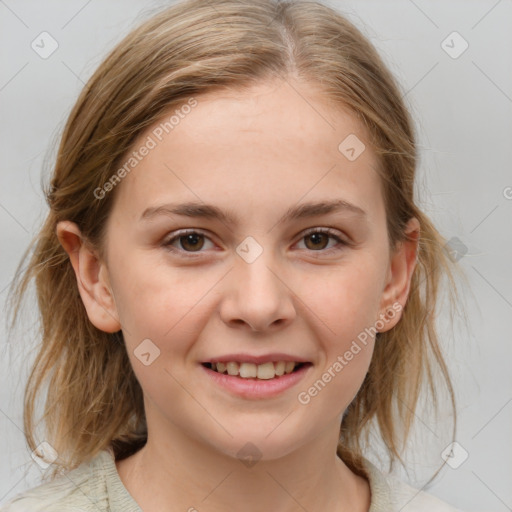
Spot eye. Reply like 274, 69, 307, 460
163, 230, 215, 253
296, 228, 347, 252
162, 227, 348, 257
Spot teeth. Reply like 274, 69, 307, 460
240, 363, 258, 378
210, 361, 301, 379
274, 361, 286, 376
256, 362, 274, 379
285, 361, 295, 374
226, 362, 239, 376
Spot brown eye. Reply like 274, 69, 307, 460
296, 228, 347, 253
164, 231, 214, 253
179, 233, 205, 251
304, 232, 330, 250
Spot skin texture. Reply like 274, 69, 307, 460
57, 78, 419, 512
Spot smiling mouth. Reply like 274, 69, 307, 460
201, 361, 312, 380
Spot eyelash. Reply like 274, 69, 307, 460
162, 227, 348, 257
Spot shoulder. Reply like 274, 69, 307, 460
0, 449, 134, 512
385, 474, 464, 512
362, 458, 465, 512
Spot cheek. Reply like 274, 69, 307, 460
294, 280, 378, 417
109, 261, 218, 405
293, 257, 383, 399
110, 248, 221, 343
299, 255, 385, 342
108, 259, 230, 410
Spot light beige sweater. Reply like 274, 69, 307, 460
1, 449, 463, 511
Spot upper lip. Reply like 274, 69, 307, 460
201, 353, 312, 365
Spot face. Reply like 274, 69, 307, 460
61, 79, 416, 462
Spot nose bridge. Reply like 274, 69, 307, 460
237, 248, 281, 299
219, 236, 296, 331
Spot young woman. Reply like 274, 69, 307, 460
3, 0, 465, 510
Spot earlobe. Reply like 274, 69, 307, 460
377, 217, 420, 332
56, 221, 121, 333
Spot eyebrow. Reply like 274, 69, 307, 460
140, 199, 367, 225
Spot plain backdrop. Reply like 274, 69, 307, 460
1, 1, 511, 511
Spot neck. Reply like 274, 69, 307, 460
116, 419, 371, 512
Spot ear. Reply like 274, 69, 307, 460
377, 217, 420, 332
56, 220, 121, 333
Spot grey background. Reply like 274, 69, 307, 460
1, 1, 511, 510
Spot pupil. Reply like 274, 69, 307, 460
181, 233, 204, 251
306, 232, 328, 250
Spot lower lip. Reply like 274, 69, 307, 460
200, 363, 313, 400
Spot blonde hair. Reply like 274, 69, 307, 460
7, 0, 465, 480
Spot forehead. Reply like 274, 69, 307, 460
110, 79, 384, 226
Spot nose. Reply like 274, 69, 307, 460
219, 251, 297, 333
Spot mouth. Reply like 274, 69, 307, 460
200, 359, 313, 399
201, 361, 312, 380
